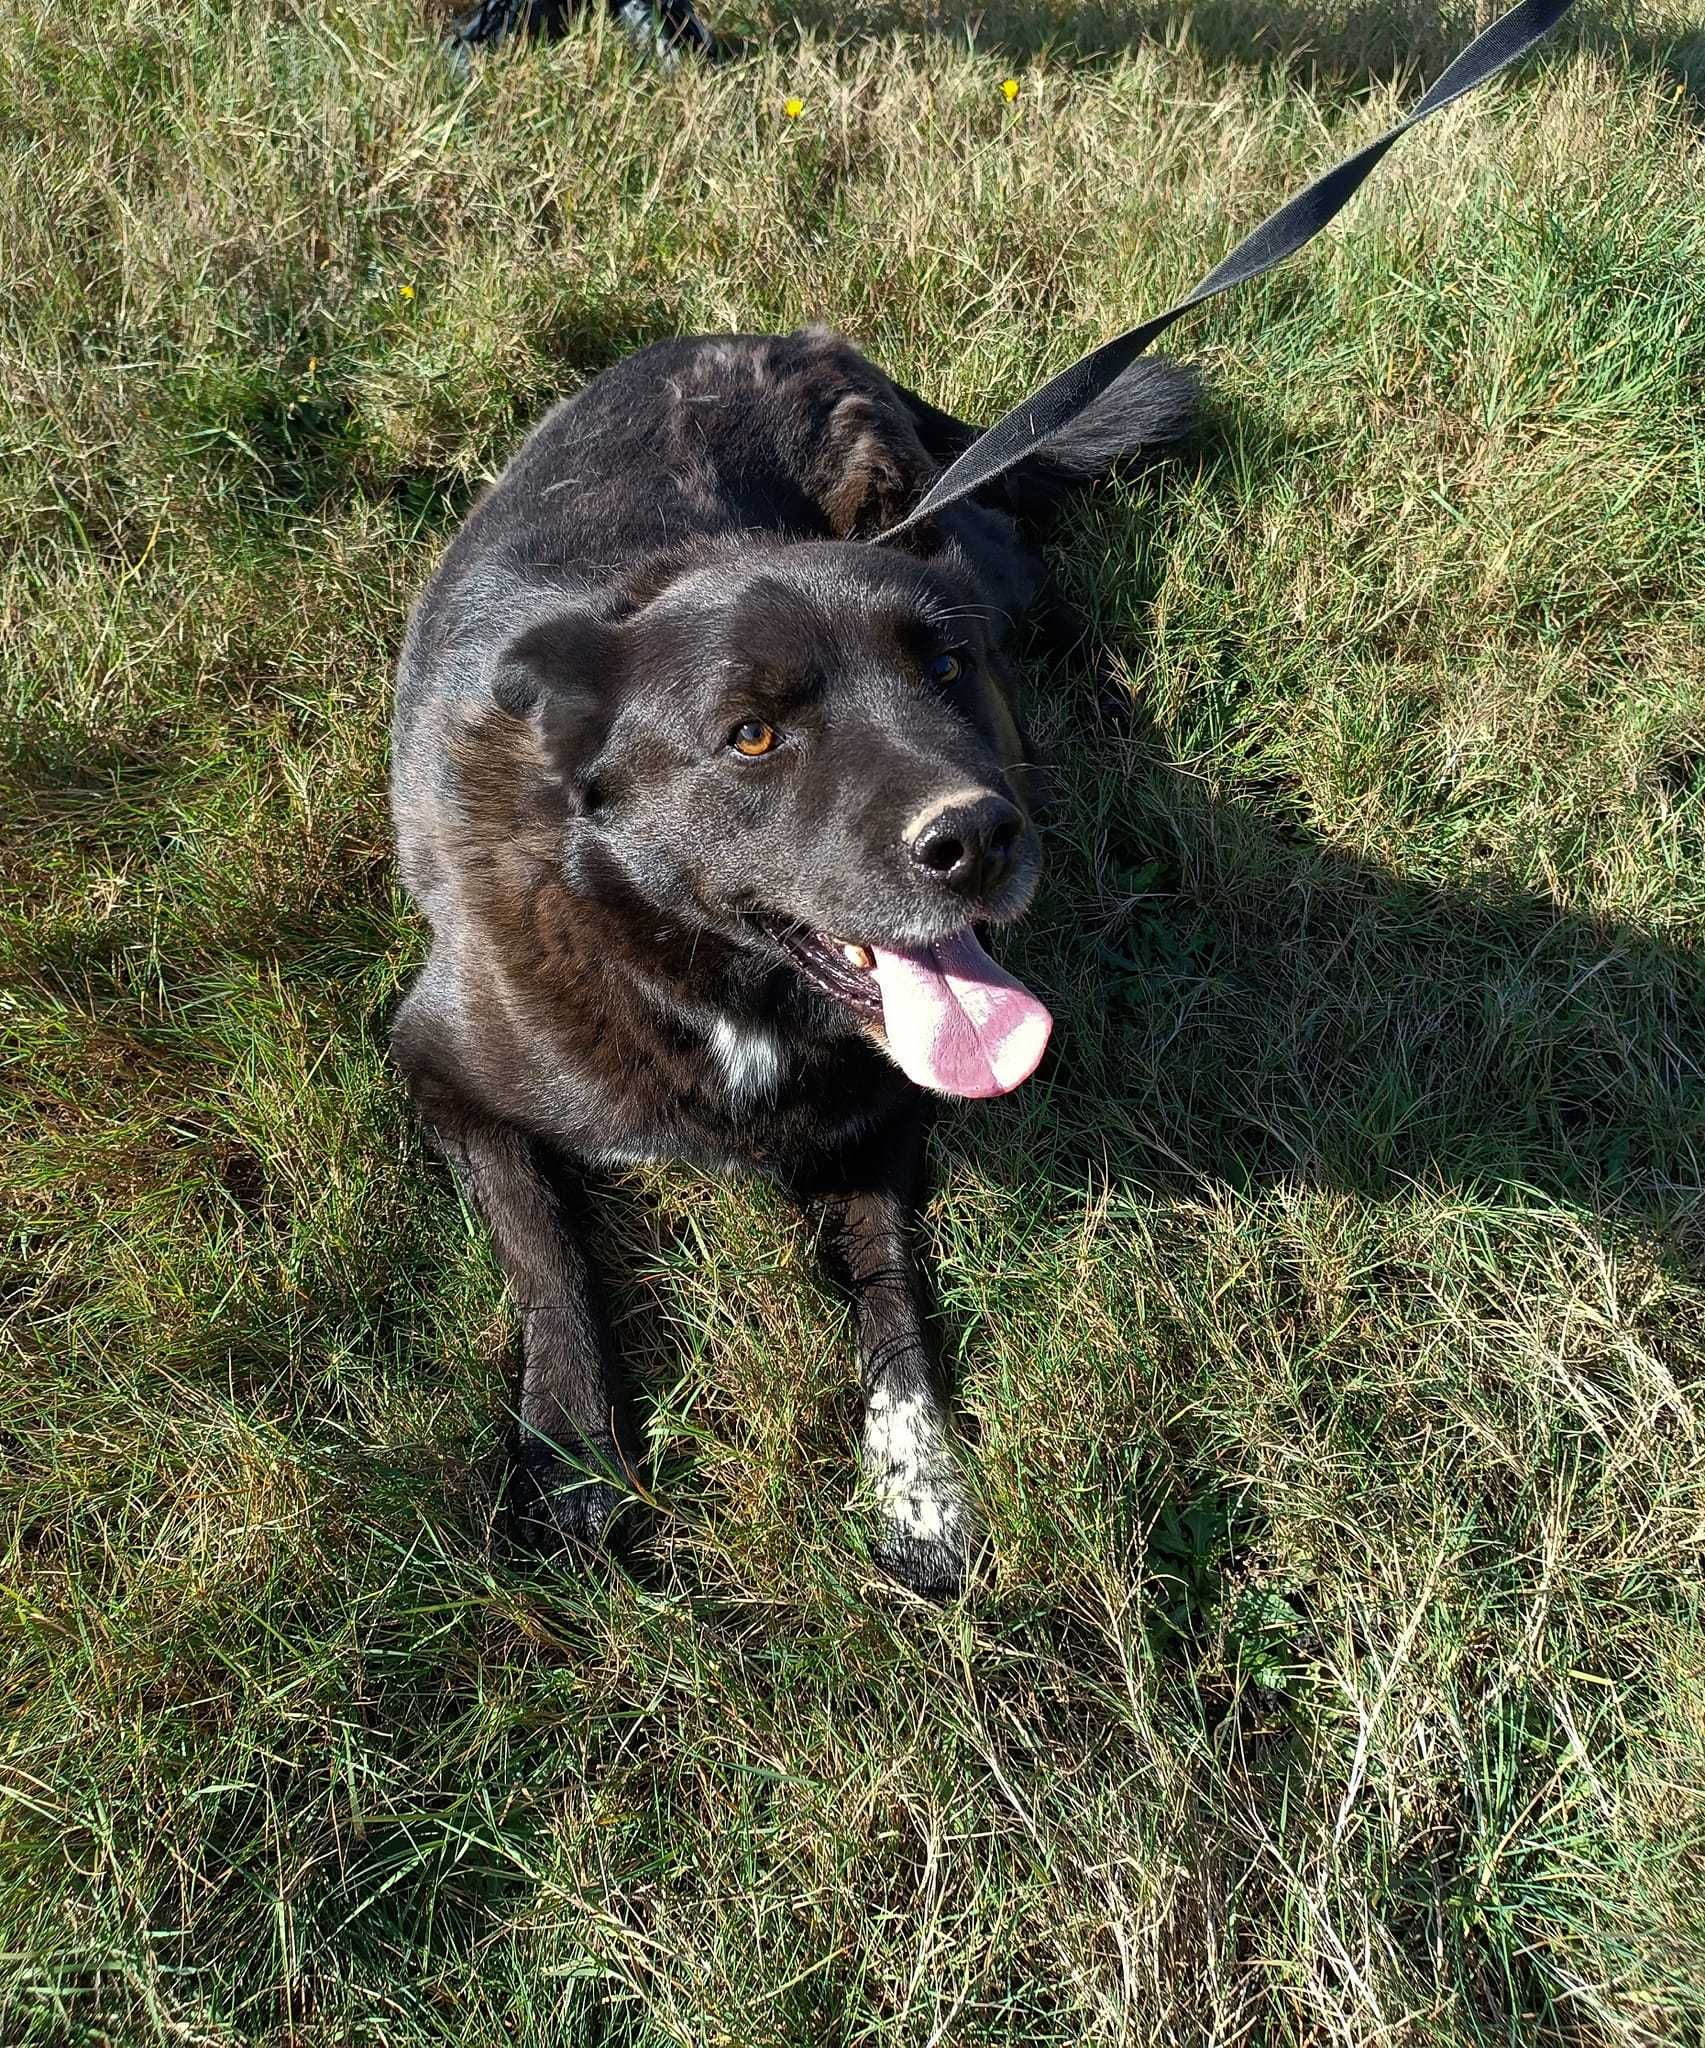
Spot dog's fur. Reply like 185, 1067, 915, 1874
391, 327, 1195, 1591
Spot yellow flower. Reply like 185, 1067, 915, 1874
1001, 76, 1019, 100
399, 283, 415, 301
783, 96, 804, 119
307, 356, 318, 376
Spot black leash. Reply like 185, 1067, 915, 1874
879, 0, 1576, 540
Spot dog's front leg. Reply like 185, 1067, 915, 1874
422, 1098, 638, 1558
806, 1114, 977, 1596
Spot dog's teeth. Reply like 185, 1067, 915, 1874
842, 943, 874, 970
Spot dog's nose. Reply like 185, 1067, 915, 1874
906, 791, 1023, 899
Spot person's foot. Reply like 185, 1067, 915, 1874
448, 0, 569, 56
448, 0, 716, 67
616, 0, 716, 63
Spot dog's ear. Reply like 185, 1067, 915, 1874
491, 609, 624, 777
932, 505, 1044, 638
493, 608, 615, 717
818, 391, 938, 539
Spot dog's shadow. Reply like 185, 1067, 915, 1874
970, 698, 1702, 1274
960, 747, 1702, 1244
914, 382, 1703, 1284
910, 698, 1699, 1660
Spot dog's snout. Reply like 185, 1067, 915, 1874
905, 791, 1023, 899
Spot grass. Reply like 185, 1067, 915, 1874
3, 0, 1703, 2040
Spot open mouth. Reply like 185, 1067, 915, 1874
774, 926, 886, 1023
768, 921, 1053, 1100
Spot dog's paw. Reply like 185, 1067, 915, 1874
863, 1389, 978, 1597
507, 1447, 637, 1562
871, 1511, 976, 1598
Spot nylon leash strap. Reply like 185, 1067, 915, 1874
878, 0, 1576, 541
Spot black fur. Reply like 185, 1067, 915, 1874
391, 327, 1196, 1591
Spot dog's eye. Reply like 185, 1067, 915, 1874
730, 719, 778, 757
925, 651, 964, 686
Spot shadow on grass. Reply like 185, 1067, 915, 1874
766, 0, 1703, 103
907, 378, 1703, 1271
978, 782, 1704, 1259
978, 758, 1700, 1677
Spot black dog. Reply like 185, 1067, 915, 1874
391, 328, 1195, 1591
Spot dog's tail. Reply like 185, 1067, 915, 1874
896, 356, 1199, 522
1017, 357, 1200, 480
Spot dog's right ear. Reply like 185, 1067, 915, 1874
490, 609, 624, 778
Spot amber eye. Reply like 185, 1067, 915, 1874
730, 719, 778, 757
925, 651, 963, 686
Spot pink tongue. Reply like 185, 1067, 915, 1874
868, 930, 1053, 1099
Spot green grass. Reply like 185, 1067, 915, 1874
3, 1, 1703, 2040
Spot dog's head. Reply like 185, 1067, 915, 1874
480, 538, 1052, 1097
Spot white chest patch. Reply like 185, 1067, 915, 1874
710, 1017, 786, 1112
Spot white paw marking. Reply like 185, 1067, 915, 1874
863, 1388, 965, 1544
710, 1017, 785, 1111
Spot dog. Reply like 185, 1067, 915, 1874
390, 327, 1196, 1592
